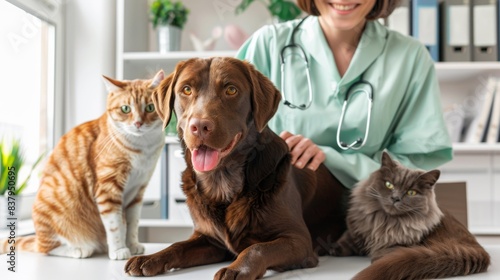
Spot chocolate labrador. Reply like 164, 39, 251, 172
125, 57, 347, 279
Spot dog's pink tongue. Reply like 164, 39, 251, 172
192, 146, 219, 172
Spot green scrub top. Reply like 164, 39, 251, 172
236, 16, 453, 189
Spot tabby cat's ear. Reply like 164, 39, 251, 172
102, 75, 127, 93
381, 151, 396, 168
149, 69, 165, 89
419, 169, 441, 189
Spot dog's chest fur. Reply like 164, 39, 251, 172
182, 166, 273, 254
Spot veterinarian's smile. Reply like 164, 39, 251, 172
191, 132, 242, 172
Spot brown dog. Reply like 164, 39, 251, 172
125, 57, 347, 279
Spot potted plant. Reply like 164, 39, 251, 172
0, 138, 44, 228
236, 0, 301, 23
150, 0, 190, 53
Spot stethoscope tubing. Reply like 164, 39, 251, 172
280, 16, 374, 150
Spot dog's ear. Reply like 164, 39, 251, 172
152, 62, 185, 130
244, 61, 281, 132
152, 73, 175, 130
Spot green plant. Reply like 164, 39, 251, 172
236, 0, 301, 22
0, 139, 44, 196
150, 0, 190, 29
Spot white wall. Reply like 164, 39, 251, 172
64, 0, 116, 131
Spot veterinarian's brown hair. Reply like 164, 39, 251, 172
297, 0, 401, 20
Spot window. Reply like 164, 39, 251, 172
0, 0, 63, 194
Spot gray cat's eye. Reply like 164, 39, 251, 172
146, 104, 155, 113
407, 190, 417, 196
121, 105, 131, 114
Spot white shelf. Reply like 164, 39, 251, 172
435, 62, 500, 81
165, 135, 179, 144
453, 143, 500, 153
139, 218, 193, 228
470, 226, 500, 235
435, 62, 500, 70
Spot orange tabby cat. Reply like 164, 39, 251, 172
0, 70, 165, 260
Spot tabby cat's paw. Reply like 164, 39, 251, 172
109, 247, 131, 260
48, 245, 93, 258
128, 243, 145, 255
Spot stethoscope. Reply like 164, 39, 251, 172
279, 16, 374, 150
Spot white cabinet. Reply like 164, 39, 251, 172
165, 139, 191, 224
437, 64, 500, 234
439, 146, 500, 234
117, 0, 500, 233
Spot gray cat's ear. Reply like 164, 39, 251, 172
102, 75, 126, 93
381, 151, 396, 168
149, 69, 165, 89
420, 169, 441, 188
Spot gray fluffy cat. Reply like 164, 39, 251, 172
330, 151, 490, 280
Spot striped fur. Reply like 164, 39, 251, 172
0, 71, 165, 259
331, 152, 490, 279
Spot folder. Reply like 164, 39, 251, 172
443, 104, 466, 142
471, 0, 498, 61
440, 0, 472, 61
412, 0, 440, 61
487, 79, 500, 143
386, 0, 411, 36
464, 77, 497, 143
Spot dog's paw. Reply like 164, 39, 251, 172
109, 247, 131, 260
214, 266, 261, 280
128, 243, 145, 255
125, 255, 167, 276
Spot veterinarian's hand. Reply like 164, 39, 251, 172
280, 131, 325, 171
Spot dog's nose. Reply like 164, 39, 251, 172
189, 118, 214, 138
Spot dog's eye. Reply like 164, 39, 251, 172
226, 86, 237, 95
182, 86, 192, 95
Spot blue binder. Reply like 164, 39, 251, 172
412, 0, 440, 61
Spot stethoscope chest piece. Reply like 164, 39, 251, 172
336, 80, 374, 150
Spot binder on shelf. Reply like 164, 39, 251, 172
486, 79, 500, 143
412, 0, 440, 61
443, 104, 466, 142
440, 0, 472, 61
386, 0, 411, 36
464, 77, 497, 143
471, 0, 498, 61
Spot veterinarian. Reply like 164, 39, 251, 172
236, 0, 453, 189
